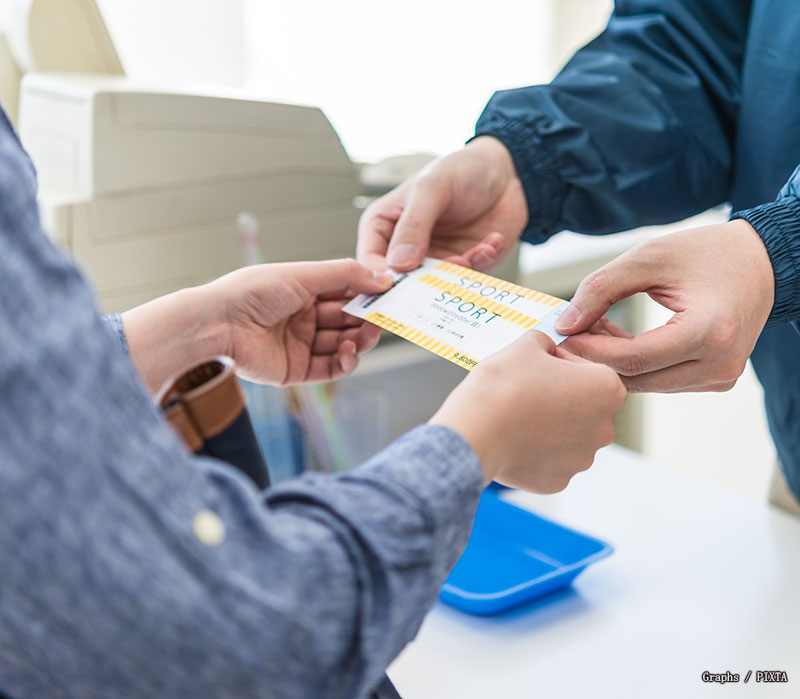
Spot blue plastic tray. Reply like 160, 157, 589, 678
440, 490, 613, 615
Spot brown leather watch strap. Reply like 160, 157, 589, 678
157, 356, 246, 451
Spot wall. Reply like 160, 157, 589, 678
96, 0, 245, 87
241, 0, 554, 163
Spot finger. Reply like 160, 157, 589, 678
659, 380, 738, 394
553, 346, 594, 364
305, 341, 359, 383
619, 359, 719, 393
458, 243, 499, 272
385, 178, 448, 271
295, 259, 395, 298
355, 322, 382, 353
585, 316, 633, 338
555, 250, 662, 335
461, 232, 507, 271
495, 329, 557, 359
564, 312, 702, 376
335, 340, 359, 377
449, 233, 506, 271
357, 190, 405, 271
563, 317, 632, 352
318, 289, 359, 302
442, 252, 473, 268
584, 325, 616, 337
312, 327, 364, 355
317, 300, 363, 329
312, 323, 383, 355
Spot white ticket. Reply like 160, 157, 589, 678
344, 258, 569, 371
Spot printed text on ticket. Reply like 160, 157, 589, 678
343, 258, 569, 371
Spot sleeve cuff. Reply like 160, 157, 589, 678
357, 424, 483, 569
101, 313, 130, 356
731, 197, 800, 327
474, 110, 568, 245
269, 424, 484, 584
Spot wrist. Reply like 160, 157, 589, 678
180, 283, 230, 358
121, 284, 229, 392
428, 411, 499, 487
726, 219, 775, 328
467, 135, 517, 183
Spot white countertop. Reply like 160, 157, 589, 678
388, 444, 800, 698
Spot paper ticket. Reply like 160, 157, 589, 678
343, 258, 569, 371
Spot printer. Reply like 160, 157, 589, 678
18, 73, 364, 313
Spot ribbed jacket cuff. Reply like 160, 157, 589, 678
731, 198, 800, 327
473, 114, 568, 245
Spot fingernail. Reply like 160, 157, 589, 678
373, 270, 394, 286
387, 244, 418, 268
555, 303, 580, 332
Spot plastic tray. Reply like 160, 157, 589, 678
440, 490, 613, 615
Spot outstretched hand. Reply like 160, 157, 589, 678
122, 259, 394, 392
213, 260, 393, 385
556, 220, 774, 393
431, 331, 626, 492
357, 136, 528, 273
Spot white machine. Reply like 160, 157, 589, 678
3, 0, 364, 312
19, 73, 364, 312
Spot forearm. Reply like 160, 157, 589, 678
262, 425, 483, 696
6, 97, 489, 697
475, 0, 750, 243
8, 399, 482, 697
121, 284, 226, 393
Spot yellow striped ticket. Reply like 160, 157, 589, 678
343, 258, 569, 371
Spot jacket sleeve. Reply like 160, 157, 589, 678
474, 0, 751, 243
731, 164, 800, 327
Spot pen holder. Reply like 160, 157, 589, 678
242, 381, 388, 484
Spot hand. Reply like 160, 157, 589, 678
555, 220, 775, 393
122, 260, 394, 392
357, 136, 528, 272
430, 332, 626, 493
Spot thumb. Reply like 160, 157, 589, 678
386, 178, 447, 271
555, 252, 653, 334
295, 259, 394, 297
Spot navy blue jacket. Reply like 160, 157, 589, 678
476, 0, 800, 498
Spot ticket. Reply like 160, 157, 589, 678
343, 258, 569, 371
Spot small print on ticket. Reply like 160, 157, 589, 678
343, 258, 570, 371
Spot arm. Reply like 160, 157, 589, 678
476, 0, 751, 242
1, 130, 624, 697
119, 261, 394, 393
1, 232, 458, 698
357, 0, 752, 272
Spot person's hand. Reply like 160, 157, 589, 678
430, 332, 626, 493
555, 220, 775, 393
122, 259, 394, 392
357, 136, 528, 272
